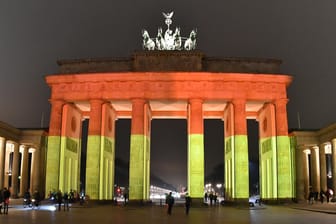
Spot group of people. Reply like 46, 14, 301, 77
308, 189, 332, 204
48, 189, 74, 211
23, 189, 41, 208
204, 192, 218, 205
165, 192, 192, 215
0, 187, 11, 214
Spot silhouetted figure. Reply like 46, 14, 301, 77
185, 193, 192, 215
325, 190, 331, 203
56, 190, 63, 211
0, 188, 3, 214
209, 192, 214, 206
166, 192, 175, 215
33, 190, 41, 208
63, 192, 69, 211
3, 188, 10, 214
204, 192, 208, 203
320, 191, 325, 204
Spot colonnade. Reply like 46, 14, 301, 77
45, 97, 294, 203
45, 70, 293, 203
296, 137, 336, 201
0, 137, 41, 197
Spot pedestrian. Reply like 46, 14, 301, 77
209, 192, 214, 206
63, 192, 69, 211
185, 193, 192, 215
320, 191, 325, 204
56, 190, 63, 211
0, 188, 3, 214
204, 192, 208, 203
33, 190, 41, 208
166, 192, 175, 215
3, 188, 10, 214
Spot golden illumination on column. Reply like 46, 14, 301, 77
20, 145, 29, 196
310, 146, 320, 193
331, 139, 336, 197
0, 137, 5, 189
187, 99, 204, 201
30, 148, 41, 193
295, 146, 310, 201
319, 143, 327, 192
11, 142, 19, 197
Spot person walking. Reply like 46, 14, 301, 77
185, 193, 192, 215
166, 192, 175, 215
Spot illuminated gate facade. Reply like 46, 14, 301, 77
45, 51, 294, 203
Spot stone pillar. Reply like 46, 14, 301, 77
100, 103, 117, 200
302, 149, 310, 200
187, 99, 204, 203
331, 139, 336, 197
0, 137, 6, 189
274, 99, 293, 199
31, 147, 41, 193
11, 142, 20, 198
20, 145, 29, 196
232, 99, 249, 201
295, 146, 309, 201
45, 100, 64, 194
86, 99, 104, 200
319, 143, 327, 192
129, 99, 151, 202
310, 146, 320, 193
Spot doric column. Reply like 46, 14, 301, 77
129, 99, 151, 202
11, 142, 20, 198
232, 99, 249, 200
86, 99, 104, 200
31, 147, 41, 193
99, 103, 117, 200
187, 99, 204, 201
20, 145, 29, 196
331, 139, 336, 197
45, 100, 64, 194
0, 137, 6, 189
310, 146, 320, 193
274, 99, 293, 199
295, 146, 310, 201
302, 149, 310, 199
319, 143, 327, 192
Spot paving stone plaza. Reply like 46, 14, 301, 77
1, 200, 336, 224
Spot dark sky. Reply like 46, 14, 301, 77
1, 1, 336, 188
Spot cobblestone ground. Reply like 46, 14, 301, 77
1, 200, 336, 224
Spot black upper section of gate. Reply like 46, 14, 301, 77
57, 51, 282, 74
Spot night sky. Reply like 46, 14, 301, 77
1, 1, 336, 188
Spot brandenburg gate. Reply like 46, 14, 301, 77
45, 13, 294, 204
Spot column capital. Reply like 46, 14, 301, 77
273, 98, 289, 105
189, 98, 203, 104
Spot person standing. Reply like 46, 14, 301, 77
0, 188, 3, 214
166, 192, 175, 215
56, 190, 63, 211
3, 188, 10, 214
185, 193, 192, 215
63, 192, 69, 211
